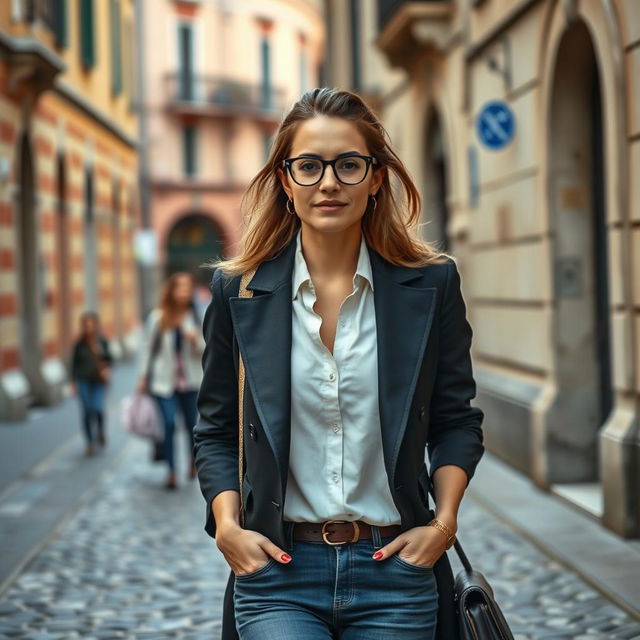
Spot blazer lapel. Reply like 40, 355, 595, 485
368, 247, 437, 484
229, 237, 296, 491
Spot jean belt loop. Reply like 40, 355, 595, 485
371, 524, 383, 550
285, 521, 294, 552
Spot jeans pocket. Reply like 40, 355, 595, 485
391, 553, 434, 573
233, 557, 277, 581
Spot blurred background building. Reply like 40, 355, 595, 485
0, 0, 140, 421
323, 0, 639, 538
136, 0, 324, 313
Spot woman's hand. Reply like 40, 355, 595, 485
372, 517, 457, 567
216, 522, 292, 576
136, 376, 147, 394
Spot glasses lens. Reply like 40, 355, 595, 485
291, 158, 323, 185
335, 156, 367, 184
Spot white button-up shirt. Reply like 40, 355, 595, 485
283, 229, 402, 526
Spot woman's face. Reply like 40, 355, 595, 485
277, 115, 385, 236
172, 275, 194, 307
81, 315, 97, 334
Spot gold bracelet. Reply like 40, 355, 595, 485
427, 518, 456, 550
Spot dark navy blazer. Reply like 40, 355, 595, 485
193, 233, 484, 547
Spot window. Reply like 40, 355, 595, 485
178, 23, 194, 101
110, 0, 122, 95
260, 37, 272, 109
79, 0, 95, 68
182, 126, 197, 177
349, 0, 361, 92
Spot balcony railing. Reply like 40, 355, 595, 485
165, 74, 287, 120
378, 0, 449, 32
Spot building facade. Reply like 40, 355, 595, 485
0, 0, 140, 420
325, 0, 640, 538
138, 0, 324, 301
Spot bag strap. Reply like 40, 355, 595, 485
237, 269, 257, 527
428, 483, 473, 572
145, 321, 163, 389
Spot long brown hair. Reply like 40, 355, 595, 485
79, 311, 101, 349
211, 87, 449, 276
158, 272, 195, 328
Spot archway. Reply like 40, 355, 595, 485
17, 132, 43, 401
55, 152, 72, 359
83, 165, 99, 313
545, 20, 612, 506
165, 213, 225, 287
422, 107, 449, 252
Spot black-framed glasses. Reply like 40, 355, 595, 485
282, 153, 379, 186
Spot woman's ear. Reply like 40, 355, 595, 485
276, 167, 293, 200
371, 165, 386, 195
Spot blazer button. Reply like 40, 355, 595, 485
249, 424, 257, 441
419, 405, 427, 422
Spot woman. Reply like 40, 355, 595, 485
70, 312, 113, 456
138, 272, 205, 489
194, 88, 484, 640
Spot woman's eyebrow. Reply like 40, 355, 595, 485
294, 150, 365, 158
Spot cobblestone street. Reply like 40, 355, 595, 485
0, 436, 639, 640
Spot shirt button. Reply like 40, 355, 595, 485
332, 424, 340, 433
328, 372, 336, 381
332, 473, 339, 483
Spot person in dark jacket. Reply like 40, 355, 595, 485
70, 312, 113, 456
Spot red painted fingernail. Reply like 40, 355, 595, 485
281, 553, 291, 562
372, 551, 383, 560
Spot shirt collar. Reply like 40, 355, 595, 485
292, 228, 374, 300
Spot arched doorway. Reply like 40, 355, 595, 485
17, 132, 44, 402
545, 20, 612, 508
422, 107, 449, 252
55, 152, 72, 360
166, 214, 225, 287
83, 165, 99, 313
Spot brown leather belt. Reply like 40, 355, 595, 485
291, 520, 402, 546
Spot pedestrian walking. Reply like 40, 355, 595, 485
138, 272, 205, 490
193, 88, 485, 640
70, 311, 113, 456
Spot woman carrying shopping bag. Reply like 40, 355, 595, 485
138, 272, 205, 489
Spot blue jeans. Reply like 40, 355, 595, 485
233, 522, 438, 639
153, 390, 198, 472
77, 380, 106, 445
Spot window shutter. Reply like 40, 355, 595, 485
80, 0, 96, 68
110, 0, 122, 94
54, 0, 68, 48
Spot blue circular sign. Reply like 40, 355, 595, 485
476, 101, 516, 150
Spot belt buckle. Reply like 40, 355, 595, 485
321, 520, 360, 546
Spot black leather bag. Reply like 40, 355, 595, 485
449, 532, 514, 640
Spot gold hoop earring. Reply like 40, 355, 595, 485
286, 198, 296, 215
368, 194, 377, 215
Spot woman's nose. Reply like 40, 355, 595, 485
319, 164, 340, 190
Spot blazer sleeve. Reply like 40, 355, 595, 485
426, 259, 484, 486
193, 268, 240, 539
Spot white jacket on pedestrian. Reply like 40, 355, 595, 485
139, 307, 205, 398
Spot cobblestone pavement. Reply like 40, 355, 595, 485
0, 437, 639, 640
